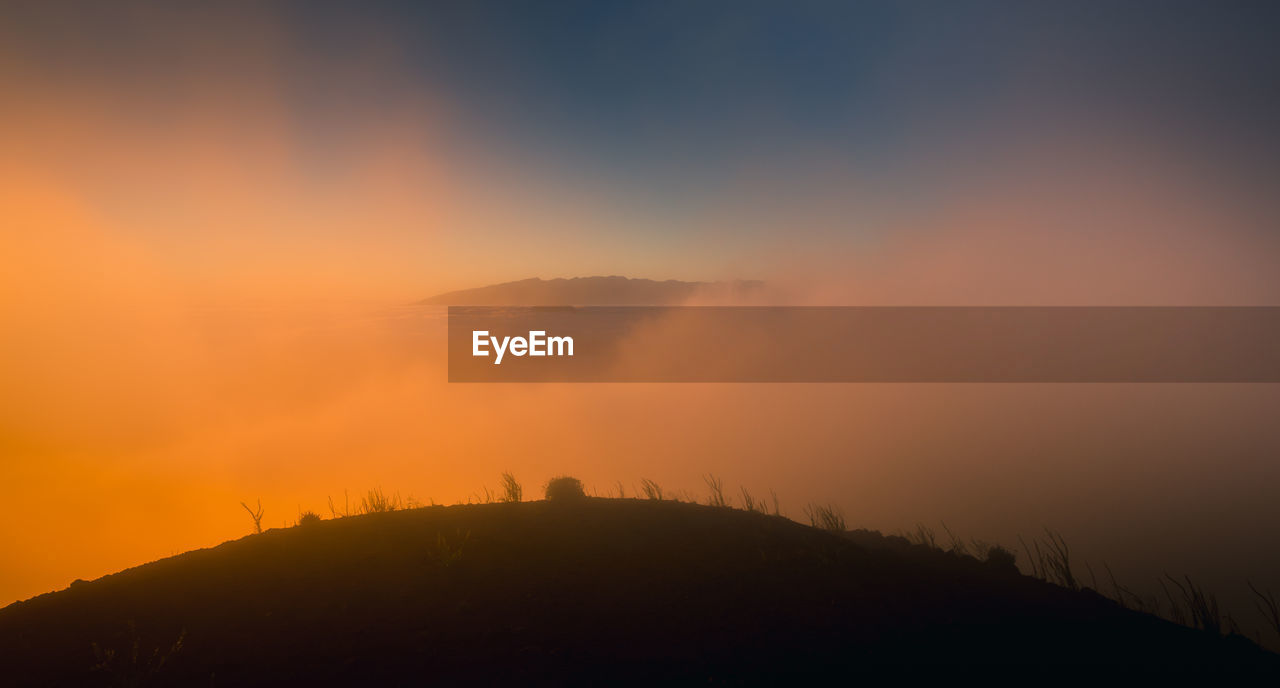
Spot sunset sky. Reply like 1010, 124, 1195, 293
2, 1, 1279, 627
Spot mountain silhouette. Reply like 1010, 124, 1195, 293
420, 276, 766, 305
1, 499, 1276, 684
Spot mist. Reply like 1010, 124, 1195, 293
3, 0, 1279, 646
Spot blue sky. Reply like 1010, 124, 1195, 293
268, 1, 1280, 190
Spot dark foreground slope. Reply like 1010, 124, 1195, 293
1, 500, 1275, 685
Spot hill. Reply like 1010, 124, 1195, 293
420, 276, 766, 305
1, 499, 1276, 684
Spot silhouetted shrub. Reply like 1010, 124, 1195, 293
360, 487, 402, 513
703, 474, 728, 507
905, 523, 937, 548
1021, 529, 1077, 590
500, 472, 522, 503
985, 545, 1018, 574
1164, 574, 1223, 635
545, 476, 585, 501
1249, 581, 1280, 640
298, 511, 321, 526
804, 503, 846, 533
639, 478, 664, 500
240, 499, 264, 534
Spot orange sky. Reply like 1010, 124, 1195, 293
2, 3, 1279, 641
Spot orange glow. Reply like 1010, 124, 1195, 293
2, 4, 1279, 618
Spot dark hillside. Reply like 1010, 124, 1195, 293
1, 500, 1275, 685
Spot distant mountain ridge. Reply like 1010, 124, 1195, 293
421, 276, 765, 306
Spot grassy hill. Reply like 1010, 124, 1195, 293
2, 499, 1276, 684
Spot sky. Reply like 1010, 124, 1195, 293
2, 0, 1280, 641
5, 0, 1280, 301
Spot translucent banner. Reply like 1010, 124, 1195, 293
448, 307, 1280, 382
